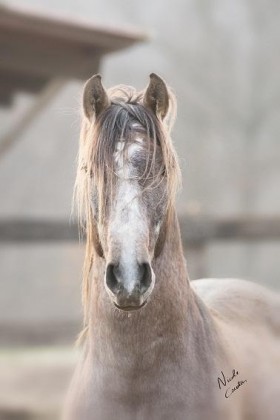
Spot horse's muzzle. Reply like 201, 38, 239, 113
105, 262, 153, 311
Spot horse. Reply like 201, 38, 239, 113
64, 73, 280, 420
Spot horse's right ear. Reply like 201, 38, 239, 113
83, 74, 110, 120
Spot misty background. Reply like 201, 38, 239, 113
0, 0, 279, 418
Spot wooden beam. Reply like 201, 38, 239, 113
0, 78, 65, 158
180, 215, 280, 244
1, 217, 280, 243
0, 219, 79, 242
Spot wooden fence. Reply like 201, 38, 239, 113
1, 215, 279, 278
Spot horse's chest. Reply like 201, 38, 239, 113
88, 363, 219, 420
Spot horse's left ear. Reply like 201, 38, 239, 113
143, 73, 169, 120
83, 74, 110, 120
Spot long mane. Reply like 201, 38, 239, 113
73, 84, 181, 327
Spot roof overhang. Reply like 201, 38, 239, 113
0, 5, 147, 105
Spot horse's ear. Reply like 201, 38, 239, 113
143, 73, 169, 120
83, 74, 110, 120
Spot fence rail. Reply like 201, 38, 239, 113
0, 216, 279, 243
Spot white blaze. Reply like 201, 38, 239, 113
109, 140, 147, 293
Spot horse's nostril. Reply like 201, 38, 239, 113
139, 262, 152, 294
105, 263, 120, 294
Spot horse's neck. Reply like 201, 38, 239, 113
87, 210, 215, 374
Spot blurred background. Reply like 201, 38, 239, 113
0, 0, 279, 418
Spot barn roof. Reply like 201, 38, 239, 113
0, 4, 146, 106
